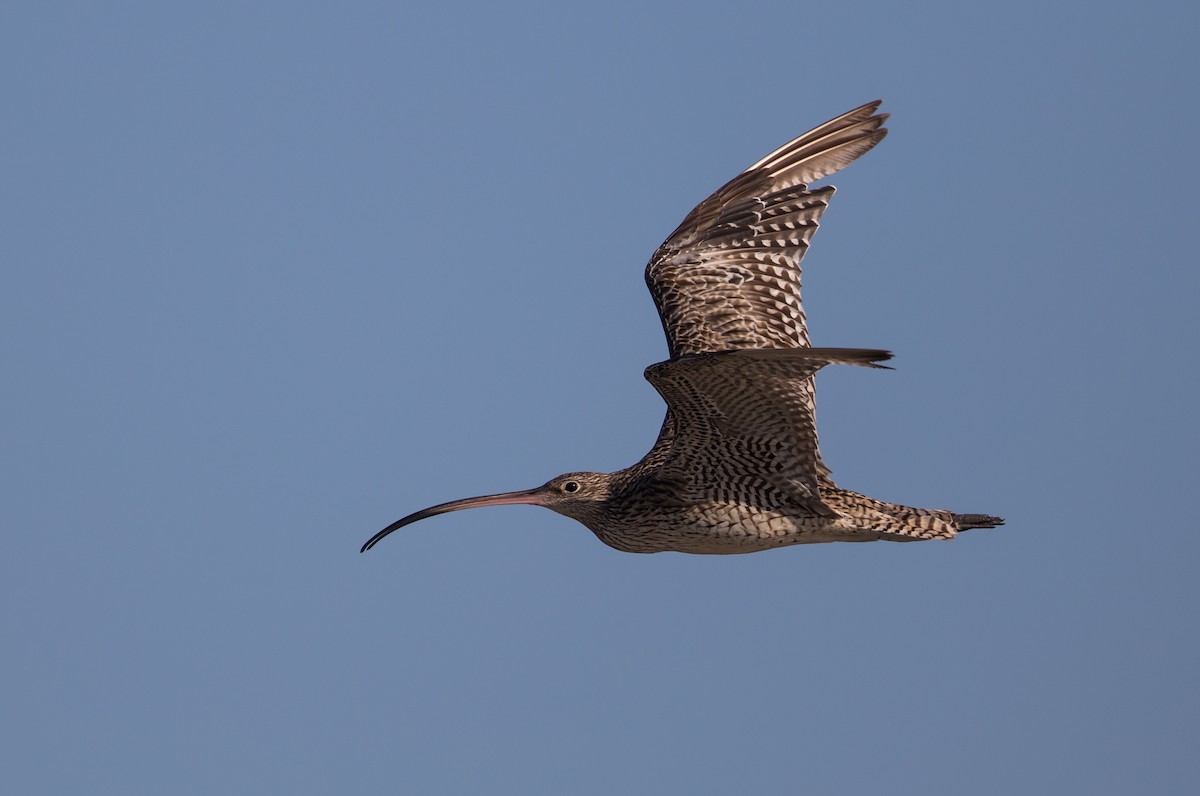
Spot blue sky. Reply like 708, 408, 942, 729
3, 2, 1198, 793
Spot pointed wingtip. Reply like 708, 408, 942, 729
806, 347, 894, 369
862, 99, 885, 114
871, 349, 894, 369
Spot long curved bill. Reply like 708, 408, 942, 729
360, 488, 544, 553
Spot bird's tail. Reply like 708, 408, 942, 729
822, 489, 1005, 540
953, 513, 1005, 530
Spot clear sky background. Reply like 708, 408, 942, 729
3, 2, 1198, 794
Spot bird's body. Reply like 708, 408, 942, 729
361, 100, 1003, 556
538, 473, 984, 556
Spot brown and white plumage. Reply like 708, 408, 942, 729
361, 100, 1003, 556
644, 348, 892, 513
646, 100, 887, 356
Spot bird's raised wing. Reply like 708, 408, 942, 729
645, 101, 888, 357
643, 348, 891, 512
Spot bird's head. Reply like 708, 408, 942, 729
535, 471, 614, 521
360, 471, 613, 552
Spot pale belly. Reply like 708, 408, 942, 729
593, 503, 889, 555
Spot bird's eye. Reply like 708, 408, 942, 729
562, 481, 580, 493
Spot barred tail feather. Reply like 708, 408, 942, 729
953, 513, 1005, 530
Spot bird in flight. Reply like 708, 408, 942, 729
362, 100, 1003, 555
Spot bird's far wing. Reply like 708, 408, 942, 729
645, 101, 888, 358
643, 348, 892, 511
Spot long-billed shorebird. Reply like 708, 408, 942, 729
362, 100, 1003, 555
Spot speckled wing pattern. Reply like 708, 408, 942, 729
640, 102, 889, 502
644, 349, 891, 513
645, 100, 888, 356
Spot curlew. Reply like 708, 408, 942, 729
362, 100, 1003, 555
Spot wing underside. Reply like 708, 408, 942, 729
643, 348, 892, 511
645, 100, 888, 358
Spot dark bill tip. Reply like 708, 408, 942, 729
360, 488, 544, 553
